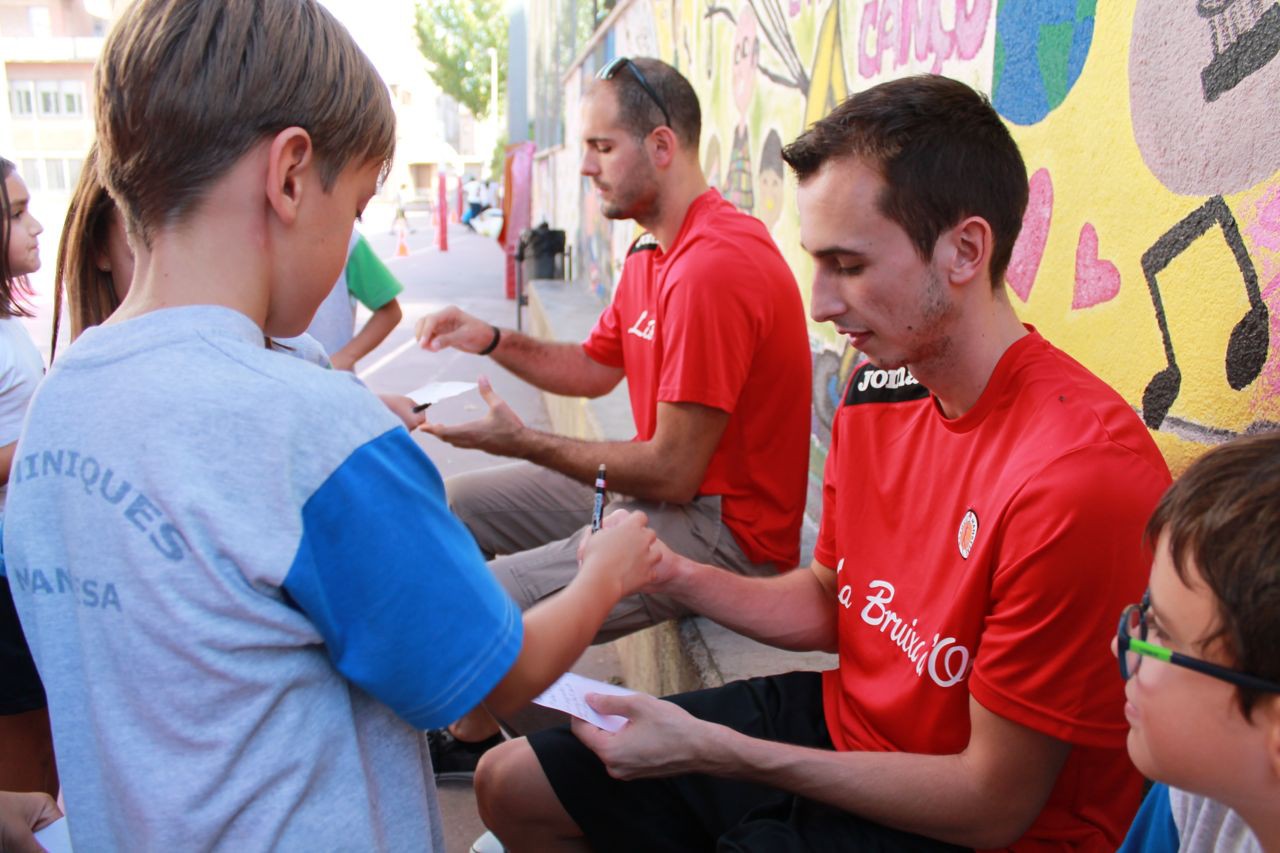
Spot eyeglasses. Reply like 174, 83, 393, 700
1116, 591, 1280, 692
596, 56, 672, 130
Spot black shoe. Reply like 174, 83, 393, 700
427, 728, 504, 782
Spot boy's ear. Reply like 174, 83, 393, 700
265, 127, 315, 226
1265, 696, 1280, 782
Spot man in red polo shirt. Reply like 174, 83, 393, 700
413, 57, 811, 778
474, 75, 1172, 852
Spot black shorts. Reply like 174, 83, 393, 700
528, 671, 971, 852
0, 577, 46, 715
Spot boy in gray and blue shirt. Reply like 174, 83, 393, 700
1, 2, 662, 849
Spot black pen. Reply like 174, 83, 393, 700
412, 401, 432, 414
591, 464, 606, 533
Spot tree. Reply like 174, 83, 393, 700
414, 0, 507, 119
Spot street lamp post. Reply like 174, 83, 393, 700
487, 46, 498, 173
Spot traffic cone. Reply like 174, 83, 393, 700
395, 221, 410, 257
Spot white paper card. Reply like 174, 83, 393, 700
35, 817, 73, 853
406, 381, 478, 408
532, 672, 639, 732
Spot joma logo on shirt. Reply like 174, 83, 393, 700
837, 578, 972, 688
856, 366, 917, 392
627, 310, 656, 341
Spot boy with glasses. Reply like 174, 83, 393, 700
1115, 431, 1280, 851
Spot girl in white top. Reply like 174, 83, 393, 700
0, 156, 60, 815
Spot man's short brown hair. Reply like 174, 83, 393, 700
590, 57, 701, 150
96, 0, 395, 245
1146, 431, 1280, 718
782, 75, 1027, 287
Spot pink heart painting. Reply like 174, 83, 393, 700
1072, 223, 1122, 309
1007, 168, 1053, 302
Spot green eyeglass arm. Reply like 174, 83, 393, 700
1127, 637, 1171, 662
1127, 637, 1280, 692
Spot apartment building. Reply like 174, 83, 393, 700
0, 0, 123, 210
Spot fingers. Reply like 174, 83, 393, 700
420, 422, 466, 446
413, 312, 439, 348
570, 716, 610, 751
415, 306, 469, 352
27, 792, 61, 831
476, 374, 505, 410
0, 791, 61, 853
584, 691, 640, 717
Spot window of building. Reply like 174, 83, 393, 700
20, 160, 41, 191
19, 80, 88, 119
37, 81, 61, 116
45, 159, 67, 191
9, 158, 88, 193
9, 82, 35, 117
61, 82, 86, 117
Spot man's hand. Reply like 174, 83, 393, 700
415, 306, 496, 354
420, 376, 527, 456
0, 790, 62, 853
571, 693, 715, 779
576, 510, 661, 599
643, 537, 688, 594
378, 394, 426, 431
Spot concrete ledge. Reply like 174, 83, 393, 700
527, 278, 834, 696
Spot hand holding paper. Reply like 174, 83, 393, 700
419, 376, 529, 456
568, 687, 716, 781
533, 672, 638, 732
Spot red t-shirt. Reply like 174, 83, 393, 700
582, 190, 810, 568
816, 330, 1171, 851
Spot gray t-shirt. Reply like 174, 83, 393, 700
4, 306, 522, 851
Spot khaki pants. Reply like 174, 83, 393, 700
446, 462, 775, 643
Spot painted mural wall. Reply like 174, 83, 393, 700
533, 0, 1280, 480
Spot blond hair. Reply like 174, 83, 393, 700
95, 0, 396, 245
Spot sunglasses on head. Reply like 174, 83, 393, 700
596, 57, 672, 130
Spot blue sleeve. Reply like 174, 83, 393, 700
283, 428, 522, 729
1118, 783, 1179, 852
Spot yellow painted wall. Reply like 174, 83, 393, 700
540, 0, 1280, 476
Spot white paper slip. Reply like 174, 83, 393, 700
406, 381, 478, 408
35, 816, 73, 853
533, 672, 639, 732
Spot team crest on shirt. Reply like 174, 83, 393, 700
957, 509, 978, 559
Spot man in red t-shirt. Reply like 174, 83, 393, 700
413, 58, 810, 776
476, 76, 1172, 852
